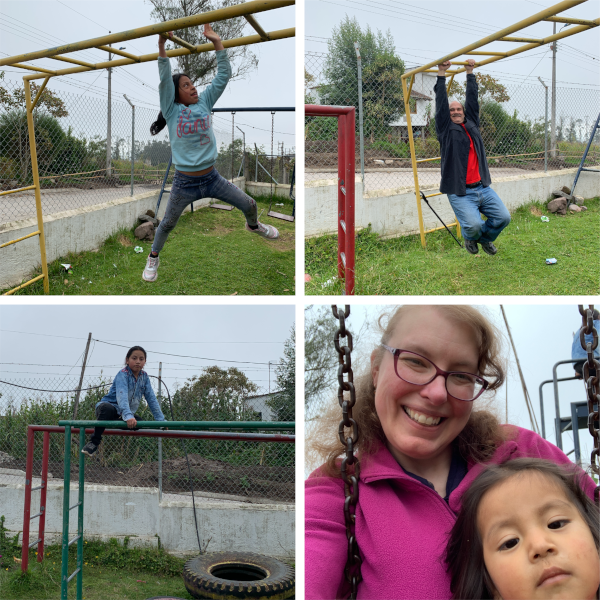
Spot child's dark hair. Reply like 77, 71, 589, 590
125, 346, 147, 364
150, 72, 193, 135
445, 458, 600, 600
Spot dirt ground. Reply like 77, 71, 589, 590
5, 453, 294, 503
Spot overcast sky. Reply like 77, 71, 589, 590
305, 303, 598, 473
0, 304, 295, 400
305, 0, 600, 88
0, 1, 295, 151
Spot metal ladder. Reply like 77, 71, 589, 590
571, 111, 600, 196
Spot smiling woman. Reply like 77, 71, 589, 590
304, 305, 598, 600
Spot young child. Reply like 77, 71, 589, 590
445, 458, 600, 600
81, 346, 166, 456
144, 24, 278, 283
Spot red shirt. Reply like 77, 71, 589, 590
461, 123, 480, 184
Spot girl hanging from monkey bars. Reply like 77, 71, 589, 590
144, 24, 278, 283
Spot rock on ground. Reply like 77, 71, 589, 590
134, 221, 155, 241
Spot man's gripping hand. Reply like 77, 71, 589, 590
465, 59, 476, 75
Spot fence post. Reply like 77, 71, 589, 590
158, 362, 163, 503
123, 94, 135, 196
354, 42, 365, 183
538, 77, 549, 173
254, 143, 259, 182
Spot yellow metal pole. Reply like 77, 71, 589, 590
401, 0, 586, 80
0, 0, 294, 67
244, 15, 270, 40
3, 274, 46, 296
31, 76, 50, 111
24, 79, 49, 294
544, 15, 597, 25
96, 46, 141, 62
407, 74, 415, 102
50, 56, 97, 69
402, 76, 426, 248
446, 73, 455, 94
21, 28, 295, 81
11, 63, 57, 75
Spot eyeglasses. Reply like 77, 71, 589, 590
381, 345, 489, 402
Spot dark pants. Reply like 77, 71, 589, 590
573, 360, 597, 379
90, 402, 140, 445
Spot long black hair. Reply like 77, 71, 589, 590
150, 72, 192, 136
125, 345, 147, 364
445, 458, 600, 599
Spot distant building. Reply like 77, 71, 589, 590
244, 392, 278, 421
390, 70, 437, 140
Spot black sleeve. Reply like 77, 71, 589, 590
434, 76, 451, 140
465, 73, 479, 128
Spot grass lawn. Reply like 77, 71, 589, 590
305, 197, 600, 295
0, 539, 194, 600
3, 195, 295, 296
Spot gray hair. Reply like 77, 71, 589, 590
448, 99, 465, 112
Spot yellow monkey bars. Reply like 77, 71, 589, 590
0, 0, 294, 295
399, 0, 598, 248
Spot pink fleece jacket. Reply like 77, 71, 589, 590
305, 425, 597, 600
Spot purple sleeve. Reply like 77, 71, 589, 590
305, 474, 349, 600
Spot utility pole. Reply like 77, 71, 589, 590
72, 333, 92, 419
107, 32, 112, 179
551, 23, 557, 158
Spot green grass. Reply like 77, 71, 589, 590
0, 538, 194, 600
305, 197, 600, 295
3, 195, 295, 296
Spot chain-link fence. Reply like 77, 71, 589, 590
0, 375, 294, 503
305, 51, 600, 195
0, 79, 294, 225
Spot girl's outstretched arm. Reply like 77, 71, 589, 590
157, 31, 175, 120
143, 374, 166, 421
199, 23, 232, 111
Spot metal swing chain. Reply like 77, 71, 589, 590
578, 305, 600, 506
231, 112, 235, 183
270, 111, 275, 202
332, 305, 362, 598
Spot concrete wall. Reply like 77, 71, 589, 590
305, 167, 600, 238
0, 176, 245, 290
245, 180, 292, 199
0, 482, 294, 559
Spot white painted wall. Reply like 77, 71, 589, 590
0, 482, 294, 559
305, 167, 600, 238
0, 176, 251, 290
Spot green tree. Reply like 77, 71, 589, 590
171, 366, 260, 421
318, 16, 405, 141
267, 326, 295, 422
447, 72, 510, 106
146, 0, 258, 86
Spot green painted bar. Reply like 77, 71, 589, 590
58, 420, 295, 430
61, 426, 71, 600
76, 428, 85, 600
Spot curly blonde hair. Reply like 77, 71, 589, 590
308, 305, 511, 477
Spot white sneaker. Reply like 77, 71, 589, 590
142, 254, 160, 282
245, 222, 279, 240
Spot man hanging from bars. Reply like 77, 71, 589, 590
435, 59, 511, 255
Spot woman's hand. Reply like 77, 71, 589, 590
126, 417, 137, 429
204, 23, 224, 51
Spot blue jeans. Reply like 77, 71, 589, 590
447, 184, 511, 243
152, 168, 258, 254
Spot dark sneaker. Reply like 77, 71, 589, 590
480, 241, 498, 256
464, 239, 479, 254
81, 442, 98, 456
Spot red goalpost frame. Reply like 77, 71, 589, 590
305, 105, 356, 295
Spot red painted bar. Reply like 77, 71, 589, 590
305, 104, 356, 295
344, 108, 356, 296
338, 113, 346, 281
21, 426, 35, 572
38, 431, 50, 562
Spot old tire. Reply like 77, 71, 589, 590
183, 551, 294, 600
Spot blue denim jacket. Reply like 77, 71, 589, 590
571, 319, 600, 361
97, 366, 166, 422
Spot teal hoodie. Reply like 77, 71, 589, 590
158, 51, 232, 172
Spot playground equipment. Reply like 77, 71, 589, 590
400, 0, 599, 248
21, 420, 295, 600
571, 111, 600, 196
0, 0, 295, 295
304, 105, 356, 295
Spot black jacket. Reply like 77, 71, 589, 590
435, 73, 491, 196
